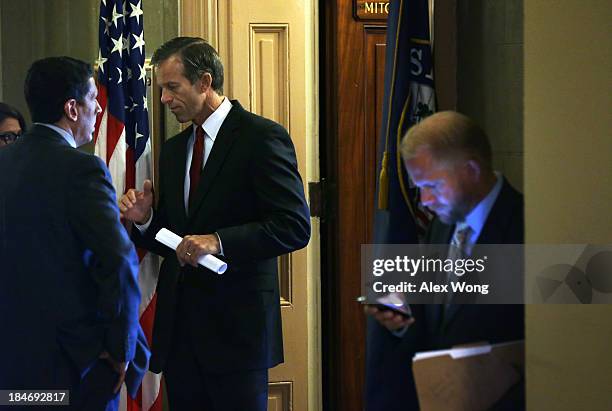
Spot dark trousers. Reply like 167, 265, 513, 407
164, 286, 268, 411
165, 359, 268, 411
69, 360, 120, 411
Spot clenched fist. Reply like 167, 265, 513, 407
119, 179, 154, 224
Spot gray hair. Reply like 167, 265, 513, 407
151, 36, 224, 94
400, 111, 493, 171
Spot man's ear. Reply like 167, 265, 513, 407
465, 159, 482, 180
199, 72, 213, 92
64, 99, 78, 122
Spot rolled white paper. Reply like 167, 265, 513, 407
155, 228, 228, 274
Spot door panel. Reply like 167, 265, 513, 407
364, 28, 387, 240
321, 2, 388, 411
180, 1, 320, 410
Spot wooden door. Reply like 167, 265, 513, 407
321, 2, 388, 411
180, 1, 320, 410
321, 1, 456, 410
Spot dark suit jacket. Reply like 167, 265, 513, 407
423, 177, 524, 347
133, 101, 311, 374
365, 177, 524, 411
0, 125, 149, 397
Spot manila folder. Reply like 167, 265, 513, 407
412, 340, 524, 411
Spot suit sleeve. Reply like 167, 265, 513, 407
130, 142, 176, 258
217, 123, 311, 260
68, 155, 141, 363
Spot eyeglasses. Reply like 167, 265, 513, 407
0, 131, 21, 144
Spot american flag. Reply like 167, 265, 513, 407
94, 1, 162, 410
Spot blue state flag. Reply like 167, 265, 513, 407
373, 0, 436, 244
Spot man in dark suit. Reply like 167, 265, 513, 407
0, 57, 149, 410
119, 37, 311, 411
365, 111, 524, 410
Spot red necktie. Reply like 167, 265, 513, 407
189, 126, 205, 207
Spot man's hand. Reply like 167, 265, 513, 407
119, 179, 153, 224
364, 304, 415, 332
176, 234, 221, 267
98, 351, 128, 394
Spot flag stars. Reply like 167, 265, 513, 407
99, 1, 149, 143
124, 97, 135, 112
132, 31, 145, 55
111, 35, 123, 57
111, 3, 123, 28
97, 50, 108, 73
122, 0, 129, 25
135, 124, 144, 141
130, 0, 144, 25
138, 63, 146, 83
122, 35, 131, 56
101, 15, 112, 36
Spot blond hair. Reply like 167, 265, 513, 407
400, 111, 493, 171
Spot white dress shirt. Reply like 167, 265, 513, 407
454, 171, 503, 254
182, 97, 233, 212
136, 98, 232, 253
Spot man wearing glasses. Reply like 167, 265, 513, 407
0, 102, 26, 147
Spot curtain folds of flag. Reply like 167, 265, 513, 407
94, 1, 161, 410
373, 0, 437, 244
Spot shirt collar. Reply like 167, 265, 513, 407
194, 97, 233, 141
36, 123, 77, 148
462, 171, 503, 243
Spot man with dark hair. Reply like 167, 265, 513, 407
366, 111, 524, 410
0, 102, 26, 147
119, 37, 310, 410
0, 56, 149, 410
151, 36, 225, 92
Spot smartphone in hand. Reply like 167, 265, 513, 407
357, 295, 413, 319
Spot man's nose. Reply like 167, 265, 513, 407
420, 188, 435, 206
160, 89, 172, 105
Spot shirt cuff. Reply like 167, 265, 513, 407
134, 210, 154, 233
215, 232, 224, 256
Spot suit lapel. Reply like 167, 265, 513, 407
442, 180, 514, 330
425, 221, 454, 330
187, 102, 242, 220
437, 224, 460, 329
170, 128, 191, 228
443, 301, 462, 329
